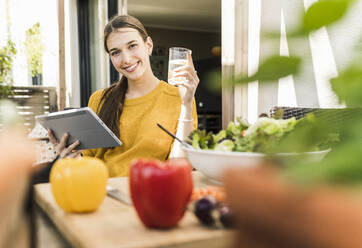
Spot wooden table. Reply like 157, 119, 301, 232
34, 172, 235, 248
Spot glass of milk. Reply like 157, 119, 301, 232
168, 47, 192, 85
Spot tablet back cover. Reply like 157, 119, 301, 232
36, 108, 122, 150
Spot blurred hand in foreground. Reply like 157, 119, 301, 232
223, 166, 362, 248
0, 130, 36, 248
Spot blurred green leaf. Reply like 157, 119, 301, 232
330, 65, 362, 107
303, 0, 354, 32
0, 100, 22, 127
281, 112, 362, 186
236, 56, 301, 84
206, 70, 223, 92
269, 114, 339, 154
284, 142, 362, 186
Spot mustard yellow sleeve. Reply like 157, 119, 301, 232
87, 89, 104, 114
82, 90, 104, 157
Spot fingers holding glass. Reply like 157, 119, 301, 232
186, 51, 195, 68
173, 69, 199, 104
173, 67, 199, 87
168, 47, 191, 86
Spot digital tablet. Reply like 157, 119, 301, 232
35, 107, 122, 150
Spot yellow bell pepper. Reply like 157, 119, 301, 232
50, 156, 108, 213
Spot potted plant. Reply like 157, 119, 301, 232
0, 40, 16, 98
25, 22, 44, 86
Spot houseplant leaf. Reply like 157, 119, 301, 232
303, 0, 354, 32
236, 56, 301, 84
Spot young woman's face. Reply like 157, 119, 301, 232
107, 28, 153, 82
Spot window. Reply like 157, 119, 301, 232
0, 0, 58, 87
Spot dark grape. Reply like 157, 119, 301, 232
194, 196, 218, 226
219, 205, 234, 228
192, 196, 234, 228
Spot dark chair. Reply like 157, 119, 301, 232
269, 106, 317, 120
269, 106, 362, 134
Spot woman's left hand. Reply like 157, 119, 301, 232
48, 130, 81, 159
172, 52, 200, 105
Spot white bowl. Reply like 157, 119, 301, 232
182, 146, 330, 182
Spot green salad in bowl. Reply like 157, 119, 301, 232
188, 117, 297, 153
183, 116, 334, 182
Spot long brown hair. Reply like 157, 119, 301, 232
97, 15, 149, 138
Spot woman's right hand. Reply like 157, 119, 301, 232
48, 130, 81, 158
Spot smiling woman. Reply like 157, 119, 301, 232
106, 27, 155, 97
50, 15, 199, 177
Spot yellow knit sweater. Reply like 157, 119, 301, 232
82, 81, 198, 177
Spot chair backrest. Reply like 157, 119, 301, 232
7, 86, 58, 131
270, 106, 317, 120
270, 106, 362, 133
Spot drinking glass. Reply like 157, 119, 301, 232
168, 47, 192, 85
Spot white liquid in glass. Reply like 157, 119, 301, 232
168, 59, 188, 85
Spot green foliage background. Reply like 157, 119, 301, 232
0, 40, 16, 98
25, 22, 44, 77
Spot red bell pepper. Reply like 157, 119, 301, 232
130, 158, 193, 228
